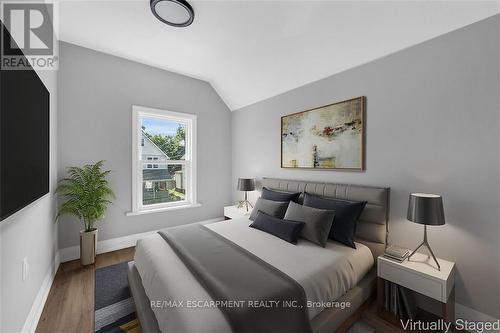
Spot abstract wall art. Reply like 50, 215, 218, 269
281, 96, 365, 170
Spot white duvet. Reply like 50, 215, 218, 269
134, 218, 373, 333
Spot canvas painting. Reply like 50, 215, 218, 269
281, 97, 365, 170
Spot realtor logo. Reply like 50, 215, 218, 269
1, 1, 58, 70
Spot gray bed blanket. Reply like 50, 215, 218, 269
158, 224, 312, 333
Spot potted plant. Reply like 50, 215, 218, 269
56, 161, 115, 265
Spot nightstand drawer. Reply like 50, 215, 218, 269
379, 261, 443, 301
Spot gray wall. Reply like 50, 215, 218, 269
57, 42, 232, 249
0, 62, 58, 331
232, 15, 500, 318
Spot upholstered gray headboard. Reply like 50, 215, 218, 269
261, 178, 390, 260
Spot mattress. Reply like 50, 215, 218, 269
134, 218, 374, 333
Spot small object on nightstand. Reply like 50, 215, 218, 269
384, 245, 409, 263
224, 205, 251, 220
407, 193, 445, 270
377, 253, 455, 328
237, 178, 255, 212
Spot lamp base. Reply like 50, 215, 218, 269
408, 225, 441, 270
240, 200, 253, 212
237, 191, 253, 212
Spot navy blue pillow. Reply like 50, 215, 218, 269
249, 211, 305, 244
261, 187, 301, 203
303, 193, 367, 249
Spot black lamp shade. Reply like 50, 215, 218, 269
407, 193, 445, 226
237, 178, 255, 192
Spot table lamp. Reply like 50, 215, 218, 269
237, 178, 255, 211
407, 193, 445, 270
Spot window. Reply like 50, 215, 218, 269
131, 105, 197, 214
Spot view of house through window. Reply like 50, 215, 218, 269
140, 117, 187, 206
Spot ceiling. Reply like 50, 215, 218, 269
59, 1, 500, 110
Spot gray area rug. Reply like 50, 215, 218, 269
95, 261, 138, 333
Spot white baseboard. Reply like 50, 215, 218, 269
59, 217, 224, 263
455, 303, 499, 333
21, 252, 60, 333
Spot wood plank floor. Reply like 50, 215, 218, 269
36, 247, 135, 333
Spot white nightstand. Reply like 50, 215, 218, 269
377, 252, 455, 324
224, 205, 252, 220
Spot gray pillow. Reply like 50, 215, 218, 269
284, 201, 335, 247
261, 187, 301, 203
249, 198, 289, 221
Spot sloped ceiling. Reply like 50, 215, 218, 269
59, 1, 500, 110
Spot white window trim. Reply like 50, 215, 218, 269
128, 105, 198, 215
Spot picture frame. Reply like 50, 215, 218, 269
281, 96, 365, 171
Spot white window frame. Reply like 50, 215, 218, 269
129, 105, 198, 215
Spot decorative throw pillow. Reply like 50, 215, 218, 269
303, 193, 367, 249
249, 197, 289, 221
250, 211, 305, 244
261, 187, 301, 203
284, 201, 335, 247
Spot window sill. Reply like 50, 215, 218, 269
126, 203, 202, 216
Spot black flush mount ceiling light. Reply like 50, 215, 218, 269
150, 0, 194, 27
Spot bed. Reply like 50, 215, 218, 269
128, 178, 390, 333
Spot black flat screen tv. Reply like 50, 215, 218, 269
0, 22, 50, 221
